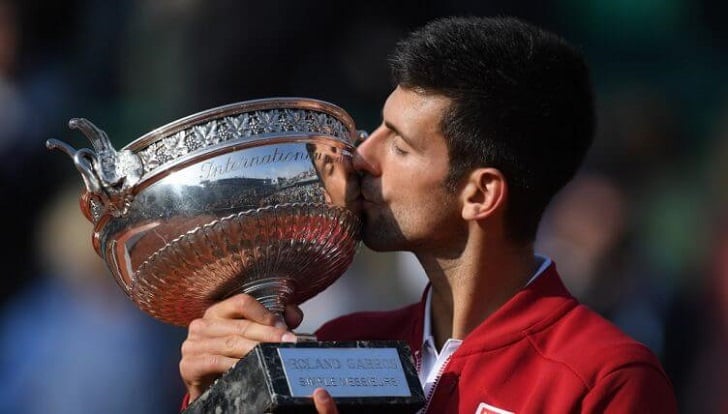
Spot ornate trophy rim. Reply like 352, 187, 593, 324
47, 97, 364, 225
128, 97, 359, 186
126, 97, 357, 153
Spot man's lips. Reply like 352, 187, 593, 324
358, 181, 381, 205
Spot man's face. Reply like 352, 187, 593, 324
354, 86, 463, 254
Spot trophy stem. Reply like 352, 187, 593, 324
238, 277, 295, 315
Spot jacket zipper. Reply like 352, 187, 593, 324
418, 353, 453, 414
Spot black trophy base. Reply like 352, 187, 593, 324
183, 340, 425, 414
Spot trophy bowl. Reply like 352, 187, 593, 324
47, 98, 365, 327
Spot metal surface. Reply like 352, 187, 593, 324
47, 98, 365, 326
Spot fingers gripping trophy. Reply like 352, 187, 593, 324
47, 98, 424, 413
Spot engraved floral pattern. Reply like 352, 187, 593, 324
136, 109, 349, 175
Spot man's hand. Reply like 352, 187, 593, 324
179, 293, 303, 402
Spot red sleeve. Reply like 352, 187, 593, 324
582, 364, 678, 413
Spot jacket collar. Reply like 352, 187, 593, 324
418, 263, 575, 355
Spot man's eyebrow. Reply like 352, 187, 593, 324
383, 120, 412, 144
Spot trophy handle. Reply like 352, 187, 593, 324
46, 118, 144, 223
45, 139, 105, 195
355, 129, 369, 146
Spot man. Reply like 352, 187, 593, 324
179, 16, 678, 413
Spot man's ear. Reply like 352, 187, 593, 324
460, 168, 507, 220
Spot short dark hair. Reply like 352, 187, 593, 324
390, 16, 595, 243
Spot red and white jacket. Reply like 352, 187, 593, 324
315, 263, 678, 413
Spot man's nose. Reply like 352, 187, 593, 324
352, 126, 382, 176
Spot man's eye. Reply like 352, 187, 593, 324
391, 137, 408, 155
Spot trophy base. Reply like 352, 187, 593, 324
182, 341, 425, 413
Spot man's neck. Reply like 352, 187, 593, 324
419, 242, 537, 350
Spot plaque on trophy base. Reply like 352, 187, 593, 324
183, 341, 425, 414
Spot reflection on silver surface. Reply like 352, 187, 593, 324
47, 98, 365, 326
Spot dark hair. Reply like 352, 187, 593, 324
389, 16, 595, 243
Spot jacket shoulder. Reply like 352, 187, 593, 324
533, 303, 669, 383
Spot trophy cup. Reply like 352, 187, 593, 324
47, 98, 424, 413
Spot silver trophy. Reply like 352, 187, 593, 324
47, 98, 365, 326
48, 98, 424, 413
